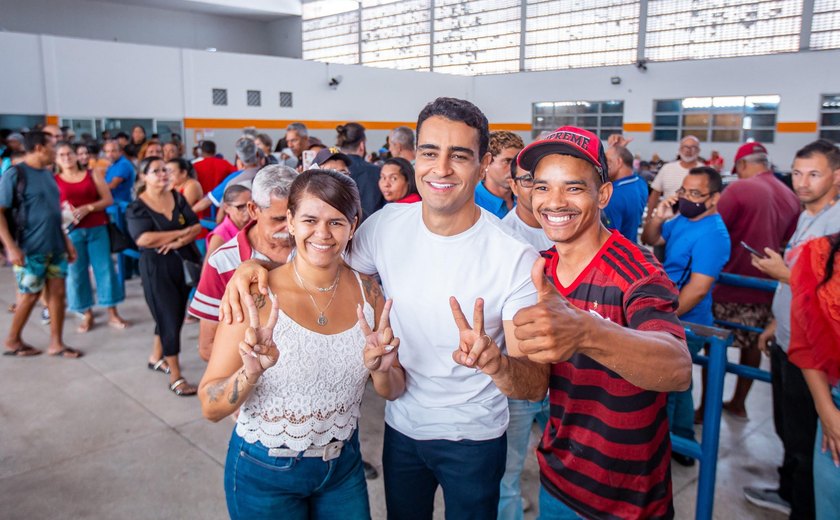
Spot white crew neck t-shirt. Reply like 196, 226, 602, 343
349, 202, 539, 441
501, 208, 554, 253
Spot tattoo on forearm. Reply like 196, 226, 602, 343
228, 368, 247, 404
206, 380, 226, 403
361, 276, 382, 308
252, 293, 266, 309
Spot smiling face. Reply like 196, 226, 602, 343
75, 146, 90, 167
56, 144, 77, 171
287, 194, 355, 268
379, 163, 409, 202
530, 154, 611, 244
415, 115, 490, 217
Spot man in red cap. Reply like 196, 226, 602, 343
512, 126, 692, 519
696, 142, 799, 422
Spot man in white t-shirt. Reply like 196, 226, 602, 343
219, 98, 548, 518
498, 159, 553, 519
646, 135, 702, 219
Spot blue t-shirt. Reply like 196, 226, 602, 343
208, 169, 243, 206
603, 174, 647, 242
105, 155, 136, 204
662, 213, 731, 325
474, 181, 511, 219
0, 163, 65, 255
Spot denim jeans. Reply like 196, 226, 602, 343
667, 337, 703, 441
499, 396, 550, 520
66, 225, 123, 312
539, 486, 581, 519
814, 383, 840, 520
224, 428, 370, 520
382, 424, 506, 520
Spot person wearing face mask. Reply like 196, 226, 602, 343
646, 135, 702, 224
642, 166, 730, 465
188, 165, 297, 362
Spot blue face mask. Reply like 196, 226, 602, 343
677, 197, 707, 219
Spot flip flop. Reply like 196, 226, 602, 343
48, 347, 84, 359
3, 345, 42, 357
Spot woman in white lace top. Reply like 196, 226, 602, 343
198, 169, 406, 520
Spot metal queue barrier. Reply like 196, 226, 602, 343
672, 273, 777, 519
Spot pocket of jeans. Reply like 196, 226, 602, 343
238, 449, 297, 472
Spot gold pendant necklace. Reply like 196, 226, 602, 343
293, 260, 340, 326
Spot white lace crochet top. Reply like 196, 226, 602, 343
235, 271, 372, 451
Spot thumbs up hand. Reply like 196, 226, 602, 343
512, 257, 590, 364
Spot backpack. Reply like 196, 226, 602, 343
3, 165, 28, 244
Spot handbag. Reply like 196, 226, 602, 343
107, 222, 134, 253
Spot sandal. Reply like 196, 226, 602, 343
48, 347, 84, 359
3, 344, 42, 357
169, 378, 197, 397
147, 359, 170, 374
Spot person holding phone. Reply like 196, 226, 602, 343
642, 166, 730, 465
198, 170, 405, 519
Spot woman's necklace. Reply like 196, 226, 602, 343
292, 260, 341, 326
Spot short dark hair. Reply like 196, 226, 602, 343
256, 133, 273, 150
166, 157, 195, 179
795, 139, 840, 171
688, 166, 723, 194
382, 157, 419, 198
510, 157, 519, 179
613, 145, 634, 168
416, 97, 489, 158
336, 123, 366, 152
200, 140, 217, 155
115, 131, 129, 140
138, 155, 164, 176
222, 183, 251, 204
23, 131, 51, 152
288, 169, 362, 252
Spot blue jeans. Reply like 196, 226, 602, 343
499, 397, 550, 520
814, 383, 840, 520
224, 429, 370, 520
66, 225, 123, 312
667, 337, 703, 440
383, 424, 506, 520
539, 486, 581, 519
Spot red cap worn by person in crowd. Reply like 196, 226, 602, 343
732, 141, 768, 167
517, 126, 609, 183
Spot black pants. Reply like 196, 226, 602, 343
139, 252, 191, 357
770, 342, 817, 519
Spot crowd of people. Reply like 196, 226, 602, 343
0, 99, 838, 520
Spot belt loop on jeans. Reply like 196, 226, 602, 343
268, 440, 344, 461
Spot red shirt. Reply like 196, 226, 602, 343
193, 157, 236, 197
396, 193, 421, 204
55, 171, 109, 229
538, 231, 685, 520
713, 171, 800, 304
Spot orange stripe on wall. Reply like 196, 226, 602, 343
776, 122, 817, 133
489, 123, 532, 131
183, 118, 417, 131
623, 122, 652, 132
46, 115, 59, 125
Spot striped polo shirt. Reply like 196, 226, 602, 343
538, 230, 686, 520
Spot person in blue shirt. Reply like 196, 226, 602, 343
603, 144, 648, 242
642, 165, 731, 465
103, 139, 136, 205
474, 131, 523, 219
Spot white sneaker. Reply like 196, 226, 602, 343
743, 487, 791, 515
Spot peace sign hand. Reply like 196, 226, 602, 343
359, 299, 400, 373
239, 290, 281, 380
450, 297, 502, 376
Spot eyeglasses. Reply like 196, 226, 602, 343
514, 175, 535, 188
230, 203, 249, 212
680, 145, 700, 151
676, 187, 712, 199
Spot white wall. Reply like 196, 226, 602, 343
0, 0, 284, 56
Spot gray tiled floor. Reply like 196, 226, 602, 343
0, 272, 786, 519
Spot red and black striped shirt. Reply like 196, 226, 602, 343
537, 230, 686, 520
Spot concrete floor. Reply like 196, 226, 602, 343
0, 272, 787, 519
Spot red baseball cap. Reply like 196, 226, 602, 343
517, 126, 608, 183
732, 141, 768, 166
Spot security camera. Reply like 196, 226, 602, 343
328, 76, 343, 89
635, 59, 648, 72
610, 76, 622, 85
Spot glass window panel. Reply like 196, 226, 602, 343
155, 120, 183, 140
746, 114, 777, 127
712, 129, 741, 142
602, 101, 625, 113
555, 116, 577, 126
683, 114, 710, 126
682, 129, 708, 141
745, 95, 781, 112
822, 113, 840, 126
713, 114, 743, 128
533, 99, 623, 139
655, 115, 680, 127
578, 116, 599, 127
822, 94, 840, 109
554, 102, 584, 114
819, 129, 840, 142
654, 129, 679, 141
601, 116, 623, 127
744, 129, 776, 143
534, 103, 554, 116
811, 2, 840, 50
655, 100, 682, 113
